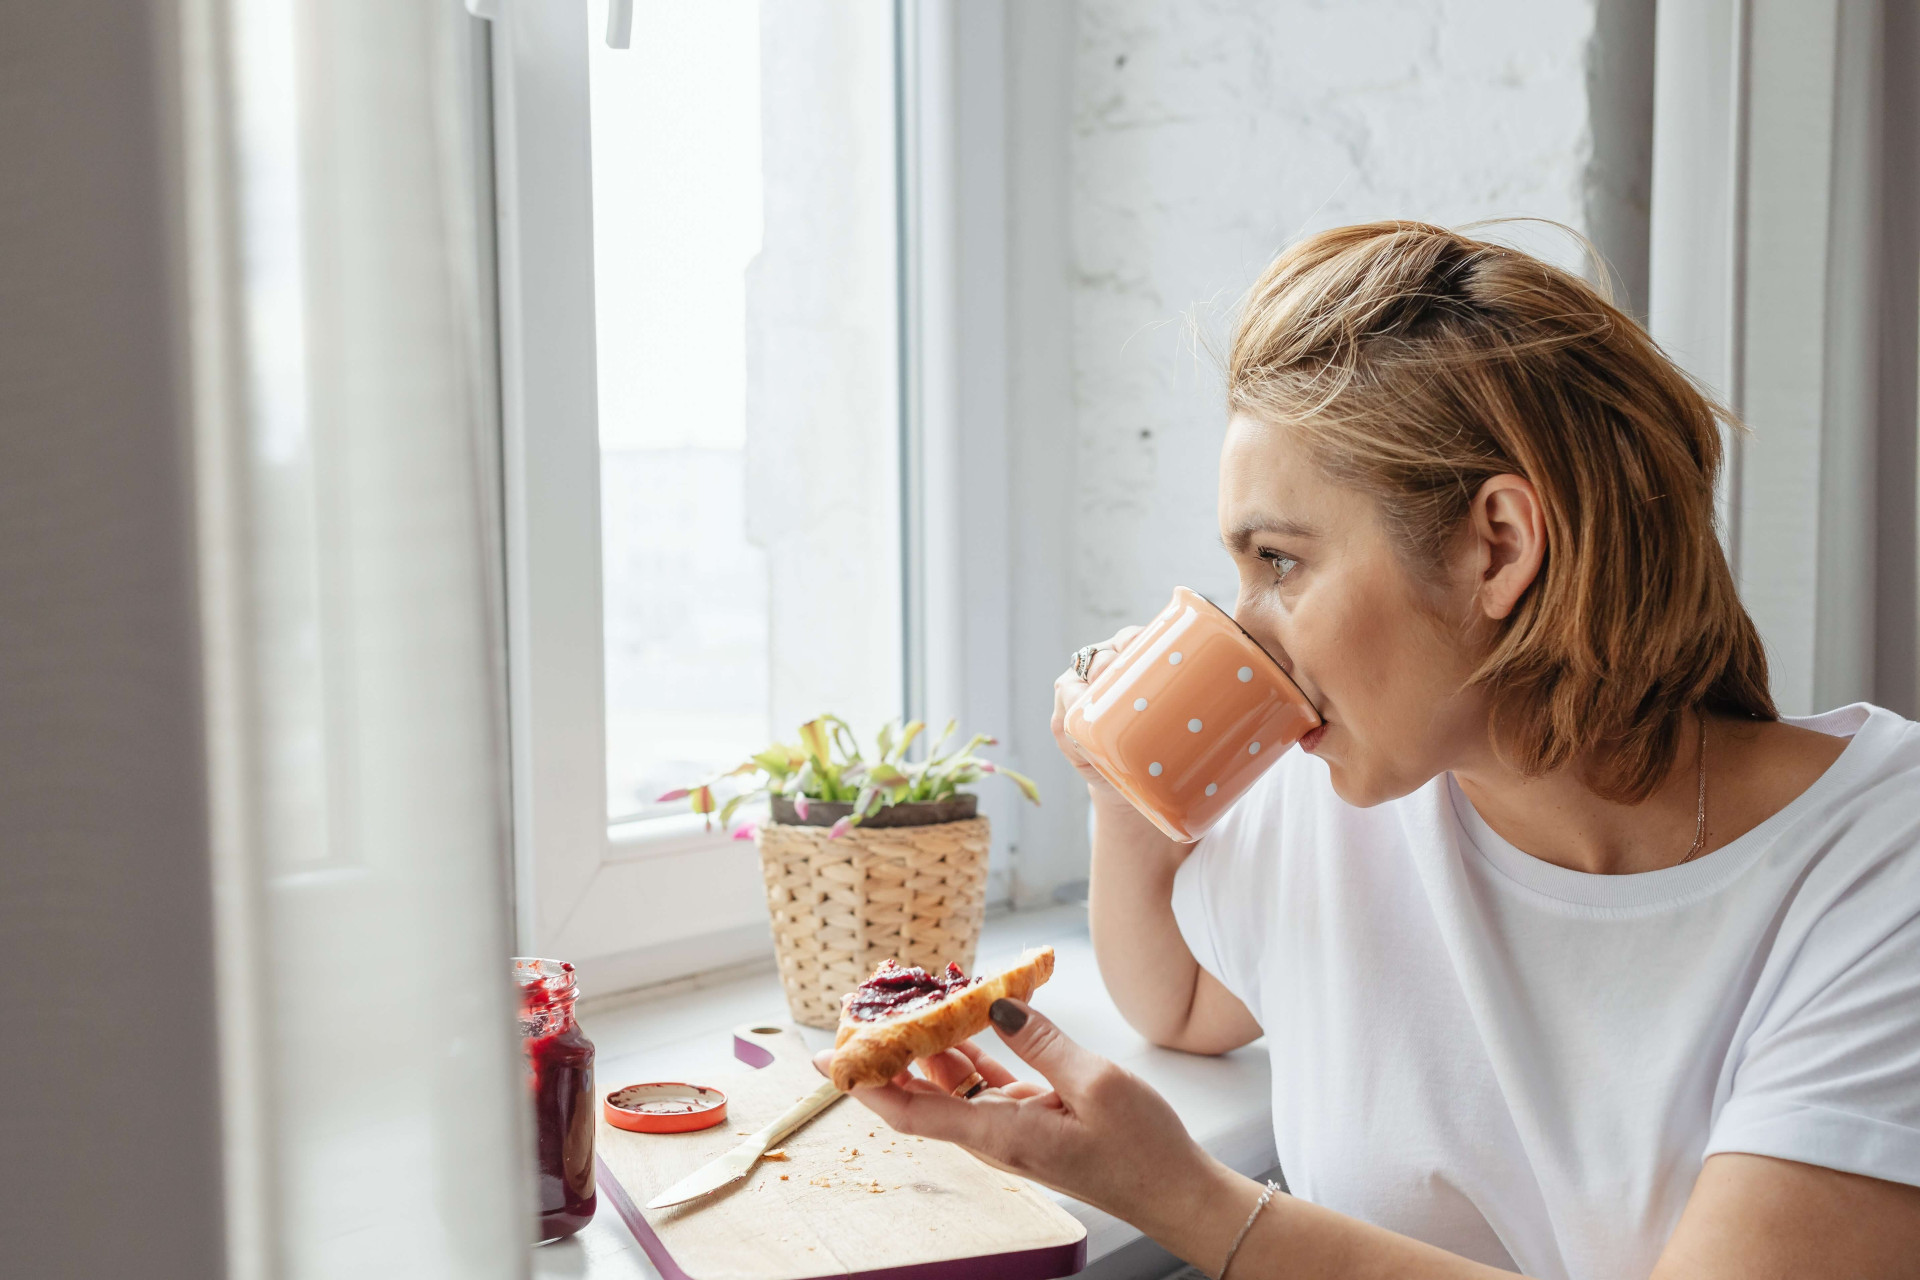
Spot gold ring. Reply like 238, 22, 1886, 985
952, 1071, 988, 1099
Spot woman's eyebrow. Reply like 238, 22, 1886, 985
1222, 515, 1321, 553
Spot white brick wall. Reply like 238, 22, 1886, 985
1069, 0, 1602, 637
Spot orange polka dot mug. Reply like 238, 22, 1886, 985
1063, 586, 1321, 842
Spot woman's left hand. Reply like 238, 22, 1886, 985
812, 999, 1256, 1263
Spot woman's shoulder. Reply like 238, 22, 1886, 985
1751, 704, 1920, 900
1773, 703, 1920, 815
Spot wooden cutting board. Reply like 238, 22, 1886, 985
595, 1023, 1087, 1280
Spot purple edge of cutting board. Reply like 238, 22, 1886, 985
591, 1033, 1090, 1280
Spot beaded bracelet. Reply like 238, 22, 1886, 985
1219, 1180, 1282, 1280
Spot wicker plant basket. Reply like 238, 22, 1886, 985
757, 798, 991, 1029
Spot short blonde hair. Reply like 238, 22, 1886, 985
1229, 221, 1774, 802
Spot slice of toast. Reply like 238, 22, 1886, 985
830, 947, 1056, 1091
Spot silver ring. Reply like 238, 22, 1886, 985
1072, 644, 1102, 681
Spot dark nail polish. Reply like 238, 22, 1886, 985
989, 999, 1028, 1034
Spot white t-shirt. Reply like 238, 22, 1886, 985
1170, 704, 1920, 1280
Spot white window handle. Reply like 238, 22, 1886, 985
461, 0, 631, 50
605, 0, 632, 49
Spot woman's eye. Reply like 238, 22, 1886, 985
1259, 549, 1300, 582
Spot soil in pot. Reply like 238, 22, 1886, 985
769, 793, 978, 829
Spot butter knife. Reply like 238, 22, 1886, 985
644, 1077, 844, 1210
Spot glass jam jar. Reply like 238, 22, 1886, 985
515, 957, 597, 1243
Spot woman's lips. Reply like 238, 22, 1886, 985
1299, 724, 1328, 753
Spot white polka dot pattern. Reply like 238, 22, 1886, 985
1248, 742, 1262, 754
1237, 666, 1253, 682
1168, 652, 1183, 665
1134, 698, 1148, 711
1205, 783, 1218, 796
1148, 762, 1163, 776
1188, 719, 1203, 732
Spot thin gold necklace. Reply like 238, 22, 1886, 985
1675, 715, 1709, 866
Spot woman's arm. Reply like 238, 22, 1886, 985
1212, 1153, 1920, 1279
1085, 790, 1262, 1053
1651, 1153, 1920, 1279
820, 1002, 1509, 1279
1054, 636, 1263, 1055
824, 1003, 1920, 1280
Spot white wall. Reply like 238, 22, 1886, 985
1004, 0, 1653, 901
1071, 0, 1614, 635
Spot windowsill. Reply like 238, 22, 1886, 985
605, 810, 754, 862
538, 904, 1276, 1280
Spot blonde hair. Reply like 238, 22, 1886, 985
1229, 221, 1774, 803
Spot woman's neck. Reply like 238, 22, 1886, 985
1451, 712, 1849, 876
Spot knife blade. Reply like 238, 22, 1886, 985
645, 1076, 844, 1210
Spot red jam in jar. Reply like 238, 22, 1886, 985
516, 957, 596, 1243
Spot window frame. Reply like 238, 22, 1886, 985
481, 0, 1033, 994
486, 0, 768, 989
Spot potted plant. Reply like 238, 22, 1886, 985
662, 717, 1039, 1028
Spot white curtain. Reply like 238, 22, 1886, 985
183, 1, 527, 1276
1649, 0, 1920, 717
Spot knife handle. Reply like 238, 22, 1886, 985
755, 1077, 842, 1149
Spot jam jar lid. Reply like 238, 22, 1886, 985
604, 1082, 729, 1133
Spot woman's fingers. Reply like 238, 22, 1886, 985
998, 1080, 1053, 1101
843, 1078, 1002, 1147
984, 999, 1104, 1094
811, 1040, 1023, 1104
822, 1006, 1211, 1230
950, 1038, 1023, 1088
1051, 624, 1150, 781
915, 1048, 978, 1094
1084, 626, 1142, 682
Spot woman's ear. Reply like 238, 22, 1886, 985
1469, 474, 1546, 621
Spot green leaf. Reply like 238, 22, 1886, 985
999, 766, 1042, 805
876, 721, 895, 761
719, 791, 750, 826
855, 784, 883, 820
797, 718, 831, 768
866, 762, 908, 788
927, 718, 958, 759
750, 748, 793, 778
827, 716, 862, 763
946, 733, 993, 764
892, 720, 926, 762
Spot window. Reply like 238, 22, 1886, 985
485, 0, 920, 991
588, 2, 770, 824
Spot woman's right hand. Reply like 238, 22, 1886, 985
811, 999, 1253, 1261
1050, 625, 1143, 791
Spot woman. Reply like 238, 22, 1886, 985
817, 223, 1920, 1277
